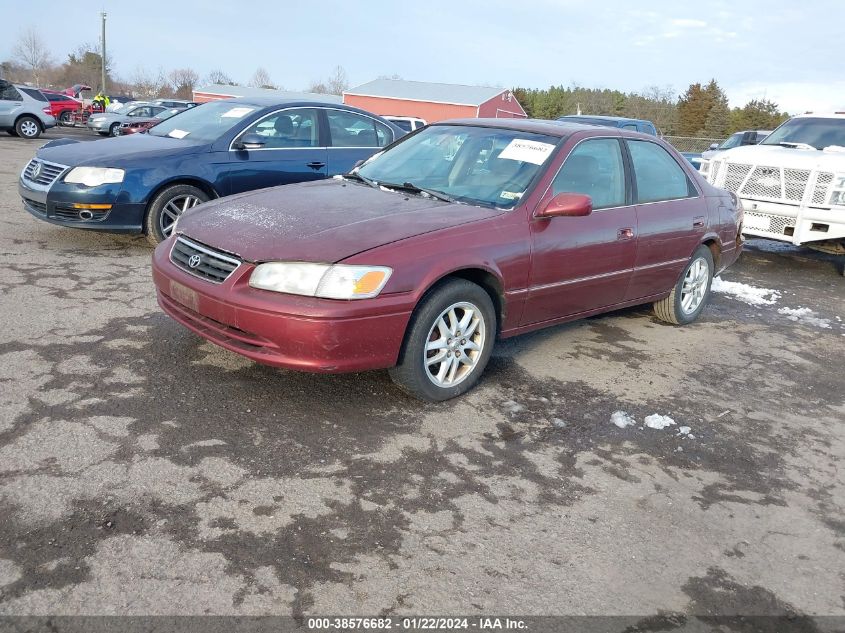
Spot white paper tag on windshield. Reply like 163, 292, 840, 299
498, 139, 555, 165
168, 129, 189, 139
221, 107, 255, 118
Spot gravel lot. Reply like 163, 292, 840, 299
0, 133, 843, 624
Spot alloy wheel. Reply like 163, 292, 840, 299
20, 120, 39, 138
160, 194, 201, 237
680, 257, 709, 314
423, 301, 486, 388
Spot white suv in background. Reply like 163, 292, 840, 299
383, 116, 426, 133
700, 113, 845, 256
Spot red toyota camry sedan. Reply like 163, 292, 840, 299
152, 119, 742, 401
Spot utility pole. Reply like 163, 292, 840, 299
100, 11, 107, 93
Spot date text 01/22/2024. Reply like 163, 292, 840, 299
306, 617, 528, 630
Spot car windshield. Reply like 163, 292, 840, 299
719, 133, 743, 150
356, 125, 560, 209
760, 117, 845, 150
148, 101, 259, 142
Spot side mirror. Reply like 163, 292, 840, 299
708, 142, 719, 150
237, 133, 266, 150
537, 193, 592, 218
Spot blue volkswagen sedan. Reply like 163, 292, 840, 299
19, 99, 403, 244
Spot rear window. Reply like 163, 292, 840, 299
19, 88, 48, 102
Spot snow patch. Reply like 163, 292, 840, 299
677, 426, 691, 435
502, 400, 525, 414
643, 414, 676, 430
610, 411, 636, 429
551, 418, 567, 429
777, 307, 832, 329
711, 277, 781, 307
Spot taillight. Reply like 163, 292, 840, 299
42, 106, 51, 115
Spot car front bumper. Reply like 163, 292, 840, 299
738, 197, 845, 245
151, 237, 414, 373
19, 177, 145, 232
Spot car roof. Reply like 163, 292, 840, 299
558, 114, 652, 125
432, 117, 641, 138
218, 96, 360, 109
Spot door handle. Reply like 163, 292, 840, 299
306, 161, 326, 169
617, 228, 634, 240
693, 216, 705, 228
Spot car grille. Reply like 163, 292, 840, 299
170, 236, 241, 284
710, 162, 834, 207
22, 159, 68, 187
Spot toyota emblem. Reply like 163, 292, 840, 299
30, 161, 42, 180
188, 254, 202, 269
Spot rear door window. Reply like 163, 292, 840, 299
627, 140, 694, 203
327, 110, 393, 148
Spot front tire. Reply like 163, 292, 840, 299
654, 245, 714, 325
144, 184, 209, 246
15, 116, 41, 139
109, 122, 120, 137
389, 279, 496, 402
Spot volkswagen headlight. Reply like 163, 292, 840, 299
829, 174, 845, 207
249, 263, 392, 299
64, 167, 125, 187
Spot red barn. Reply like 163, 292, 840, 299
343, 79, 526, 123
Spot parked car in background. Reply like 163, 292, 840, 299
151, 119, 741, 401
384, 115, 426, 132
701, 129, 771, 161
152, 98, 198, 109
19, 99, 403, 245
87, 104, 169, 136
701, 113, 845, 258
556, 115, 658, 136
683, 130, 771, 171
117, 107, 185, 135
0, 80, 56, 139
42, 91, 82, 125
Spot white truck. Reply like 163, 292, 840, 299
699, 113, 845, 257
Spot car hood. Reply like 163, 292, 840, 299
36, 134, 205, 167
717, 144, 845, 172
177, 179, 506, 263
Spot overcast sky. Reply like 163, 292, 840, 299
2, 0, 843, 113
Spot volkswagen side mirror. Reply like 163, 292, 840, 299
238, 133, 266, 150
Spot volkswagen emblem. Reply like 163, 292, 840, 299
188, 254, 203, 269
30, 161, 42, 180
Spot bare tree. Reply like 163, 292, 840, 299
12, 27, 53, 85
131, 67, 169, 98
248, 67, 276, 89
205, 69, 235, 86
326, 65, 349, 95
307, 81, 329, 94
169, 68, 199, 99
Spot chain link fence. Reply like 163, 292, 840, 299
663, 136, 724, 153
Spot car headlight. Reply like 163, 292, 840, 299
829, 174, 845, 206
64, 167, 125, 187
90, 117, 105, 122
249, 263, 392, 299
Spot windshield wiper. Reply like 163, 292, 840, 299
777, 141, 817, 150
381, 181, 457, 204
343, 171, 380, 189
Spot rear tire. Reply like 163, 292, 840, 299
144, 184, 209, 246
654, 245, 714, 325
59, 111, 73, 125
388, 279, 496, 402
15, 116, 41, 139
